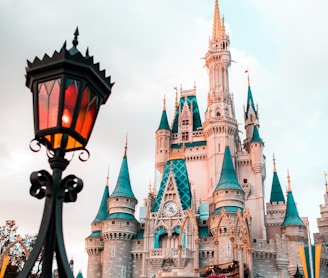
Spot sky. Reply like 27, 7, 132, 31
1, 0, 328, 276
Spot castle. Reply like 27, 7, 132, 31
85, 1, 328, 277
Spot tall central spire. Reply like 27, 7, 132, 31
212, 0, 222, 42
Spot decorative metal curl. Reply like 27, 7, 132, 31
61, 175, 83, 203
29, 139, 42, 153
29, 170, 52, 199
78, 148, 90, 162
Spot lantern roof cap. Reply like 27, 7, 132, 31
26, 27, 114, 104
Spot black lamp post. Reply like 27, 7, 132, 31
18, 28, 114, 278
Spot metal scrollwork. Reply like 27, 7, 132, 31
29, 139, 42, 153
61, 175, 83, 202
29, 170, 52, 199
78, 148, 90, 162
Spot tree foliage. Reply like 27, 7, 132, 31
0, 220, 41, 277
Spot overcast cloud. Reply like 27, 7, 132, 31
1, 0, 328, 275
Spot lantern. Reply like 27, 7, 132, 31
25, 28, 114, 152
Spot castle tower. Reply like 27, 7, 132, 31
265, 154, 286, 240
248, 123, 266, 240
314, 175, 328, 244
209, 137, 251, 276
280, 171, 306, 276
101, 141, 138, 278
155, 96, 171, 176
86, 180, 109, 277
203, 0, 240, 195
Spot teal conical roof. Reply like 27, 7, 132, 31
270, 165, 285, 203
76, 272, 83, 278
92, 185, 109, 223
111, 149, 136, 200
157, 109, 170, 130
153, 158, 191, 212
251, 125, 263, 143
281, 187, 305, 227
245, 85, 257, 118
215, 146, 243, 191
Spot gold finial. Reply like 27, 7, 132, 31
325, 172, 328, 193
194, 81, 196, 94
287, 170, 291, 192
245, 69, 250, 87
106, 165, 109, 186
174, 86, 178, 109
212, 0, 222, 41
163, 95, 166, 111
273, 154, 277, 172
124, 133, 128, 157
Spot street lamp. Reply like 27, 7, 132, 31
18, 27, 114, 277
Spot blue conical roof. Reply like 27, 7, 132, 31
111, 152, 136, 200
92, 185, 109, 223
76, 272, 83, 278
215, 146, 243, 191
251, 125, 263, 143
157, 109, 170, 130
245, 85, 257, 118
270, 171, 285, 204
281, 189, 305, 227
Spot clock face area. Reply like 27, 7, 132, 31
164, 201, 178, 216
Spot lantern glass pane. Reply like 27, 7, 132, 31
38, 79, 61, 130
62, 79, 80, 128
75, 87, 98, 139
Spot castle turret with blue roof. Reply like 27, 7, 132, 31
281, 171, 306, 276
265, 155, 287, 239
85, 179, 109, 277
155, 96, 171, 175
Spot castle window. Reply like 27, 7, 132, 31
137, 240, 141, 245
127, 221, 130, 226
112, 221, 115, 225
182, 132, 189, 141
182, 119, 189, 126
243, 178, 247, 183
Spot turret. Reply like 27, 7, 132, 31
281, 171, 306, 276
155, 96, 171, 175
249, 124, 264, 174
265, 154, 286, 239
101, 139, 139, 278
85, 177, 109, 278
244, 76, 259, 151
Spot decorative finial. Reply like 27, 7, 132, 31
124, 133, 128, 157
287, 170, 291, 192
325, 172, 328, 193
273, 153, 277, 172
85, 47, 90, 57
245, 69, 250, 87
174, 86, 179, 109
194, 81, 196, 94
72, 27, 79, 48
106, 165, 109, 187
163, 95, 166, 111
61, 41, 67, 51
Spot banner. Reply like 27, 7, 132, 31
298, 244, 322, 278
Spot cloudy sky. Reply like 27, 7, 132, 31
1, 0, 328, 276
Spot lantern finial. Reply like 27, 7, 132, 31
72, 27, 79, 48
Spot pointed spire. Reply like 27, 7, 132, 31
92, 181, 110, 223
281, 170, 305, 227
269, 154, 285, 203
215, 146, 243, 191
251, 124, 263, 143
157, 96, 170, 131
245, 79, 257, 117
225, 122, 229, 146
212, 0, 222, 42
111, 141, 136, 200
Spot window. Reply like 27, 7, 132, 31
182, 119, 189, 126
182, 132, 189, 141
